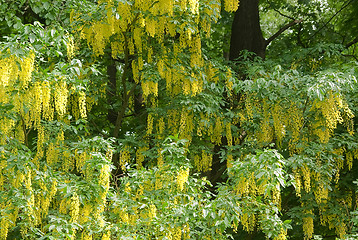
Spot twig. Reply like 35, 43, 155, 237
273, 9, 295, 21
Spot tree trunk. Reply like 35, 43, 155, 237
209, 0, 266, 187
229, 0, 266, 60
106, 56, 117, 126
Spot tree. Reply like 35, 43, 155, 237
0, 0, 358, 239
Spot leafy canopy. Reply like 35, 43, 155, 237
1, 0, 358, 239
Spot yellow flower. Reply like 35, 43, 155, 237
302, 211, 314, 240
177, 167, 189, 191
101, 231, 111, 240
224, 0, 239, 12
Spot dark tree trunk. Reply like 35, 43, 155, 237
229, 0, 266, 60
106, 57, 117, 125
209, 0, 266, 190
209, 0, 265, 187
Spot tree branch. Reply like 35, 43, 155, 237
346, 36, 358, 49
308, 0, 354, 41
342, 54, 358, 61
265, 19, 303, 47
113, 83, 137, 138
273, 8, 295, 21
20, 114, 29, 147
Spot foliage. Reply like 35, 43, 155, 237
1, 0, 358, 239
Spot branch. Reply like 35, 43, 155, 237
342, 54, 358, 61
308, 0, 354, 41
113, 83, 137, 138
112, 24, 134, 138
265, 19, 303, 47
20, 114, 29, 147
273, 8, 295, 21
346, 36, 358, 49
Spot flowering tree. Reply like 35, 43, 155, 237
1, 0, 358, 239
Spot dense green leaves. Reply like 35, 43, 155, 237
1, 0, 358, 239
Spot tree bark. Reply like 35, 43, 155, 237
106, 56, 117, 126
229, 0, 266, 60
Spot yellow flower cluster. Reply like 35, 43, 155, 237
74, 150, 86, 173
301, 164, 311, 193
147, 113, 154, 135
0, 56, 14, 101
272, 104, 285, 147
319, 208, 348, 238
156, 117, 165, 138
31, 82, 43, 127
224, 0, 239, 12
99, 164, 111, 192
206, 63, 219, 83
19, 51, 35, 89
244, 94, 255, 121
120, 146, 130, 171
236, 173, 255, 196
0, 202, 18, 240
194, 150, 213, 172
142, 81, 158, 101
226, 154, 233, 168
77, 0, 231, 102
335, 222, 347, 239
241, 212, 255, 232
333, 147, 345, 170
0, 50, 120, 240
136, 146, 148, 169
176, 167, 189, 191
225, 68, 234, 92
302, 209, 314, 240
0, 52, 66, 147
311, 93, 354, 143
0, 217, 9, 240
346, 151, 354, 170
167, 109, 180, 135
171, 226, 182, 240
46, 143, 57, 166
42, 81, 53, 120
148, 204, 157, 219
178, 110, 194, 143
287, 103, 303, 154
78, 91, 87, 119
113, 206, 129, 224
0, 198, 18, 239
101, 231, 111, 240
314, 183, 328, 204
24, 170, 36, 230
66, 35, 76, 60
82, 22, 113, 56
0, 120, 15, 145
211, 117, 223, 144
257, 108, 273, 145
69, 193, 80, 223
203, 151, 213, 172
78, 203, 92, 226
226, 123, 233, 146
312, 117, 330, 143
274, 228, 287, 240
